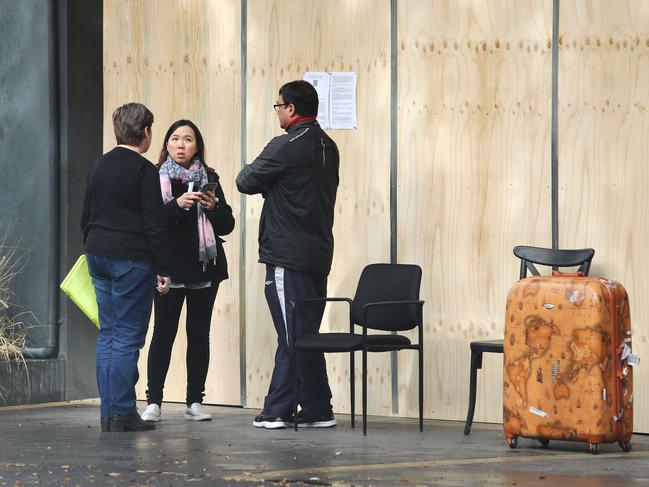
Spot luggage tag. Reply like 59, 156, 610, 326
620, 343, 640, 367
621, 343, 631, 361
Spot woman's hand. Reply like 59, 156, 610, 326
156, 275, 171, 295
176, 192, 202, 210
198, 190, 219, 211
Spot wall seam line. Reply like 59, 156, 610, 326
551, 0, 560, 249
239, 0, 248, 408
390, 0, 399, 416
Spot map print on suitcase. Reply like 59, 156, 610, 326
503, 275, 634, 454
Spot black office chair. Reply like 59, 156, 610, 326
463, 245, 595, 435
290, 263, 424, 435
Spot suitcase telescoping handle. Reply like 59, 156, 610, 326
551, 270, 585, 277
612, 303, 631, 428
613, 342, 628, 425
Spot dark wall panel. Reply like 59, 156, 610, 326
62, 0, 103, 399
0, 0, 102, 403
0, 1, 55, 345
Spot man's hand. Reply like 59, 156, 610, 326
156, 275, 171, 294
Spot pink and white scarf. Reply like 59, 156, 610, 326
159, 156, 217, 269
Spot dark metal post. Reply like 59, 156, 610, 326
551, 0, 560, 249
390, 0, 399, 416
239, 0, 248, 407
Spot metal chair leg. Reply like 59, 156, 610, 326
464, 350, 482, 435
419, 344, 424, 432
362, 348, 367, 436
350, 350, 355, 428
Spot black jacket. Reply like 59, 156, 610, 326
164, 168, 235, 284
81, 147, 171, 276
236, 119, 339, 276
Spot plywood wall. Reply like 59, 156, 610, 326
557, 0, 649, 431
103, 0, 242, 406
245, 0, 392, 415
397, 0, 553, 422
103, 0, 649, 432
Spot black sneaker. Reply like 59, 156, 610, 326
288, 410, 337, 428
252, 414, 287, 429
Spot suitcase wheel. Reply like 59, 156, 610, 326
506, 436, 518, 449
618, 440, 632, 452
588, 443, 600, 455
538, 438, 549, 448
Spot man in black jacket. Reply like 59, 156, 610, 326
237, 80, 340, 429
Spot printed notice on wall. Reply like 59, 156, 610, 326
303, 71, 357, 130
303, 72, 331, 129
329, 72, 357, 130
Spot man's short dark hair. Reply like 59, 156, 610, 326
112, 102, 154, 145
279, 80, 318, 117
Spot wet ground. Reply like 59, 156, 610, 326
1, 401, 648, 486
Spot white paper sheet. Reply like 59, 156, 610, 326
329, 72, 357, 130
303, 72, 331, 129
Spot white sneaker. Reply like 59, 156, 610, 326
141, 403, 161, 422
185, 402, 212, 421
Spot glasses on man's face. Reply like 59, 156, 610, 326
273, 103, 288, 112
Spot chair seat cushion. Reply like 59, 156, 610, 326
366, 334, 411, 351
296, 333, 412, 352
470, 339, 504, 353
296, 333, 363, 352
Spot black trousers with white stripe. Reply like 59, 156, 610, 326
262, 264, 333, 418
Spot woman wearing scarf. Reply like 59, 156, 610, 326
141, 120, 235, 422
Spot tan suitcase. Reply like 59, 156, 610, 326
503, 274, 635, 454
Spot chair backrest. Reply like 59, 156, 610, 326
513, 245, 595, 279
351, 263, 422, 331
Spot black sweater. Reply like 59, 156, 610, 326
81, 147, 171, 276
164, 169, 235, 284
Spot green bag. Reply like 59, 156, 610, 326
60, 254, 100, 328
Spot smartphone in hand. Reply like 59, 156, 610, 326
200, 182, 218, 194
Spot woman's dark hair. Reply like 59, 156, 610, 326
112, 102, 154, 145
158, 119, 206, 165
279, 80, 318, 117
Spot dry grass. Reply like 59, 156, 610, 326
0, 316, 28, 364
0, 223, 30, 401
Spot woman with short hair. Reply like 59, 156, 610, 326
81, 102, 171, 432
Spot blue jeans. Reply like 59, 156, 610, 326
86, 253, 155, 417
